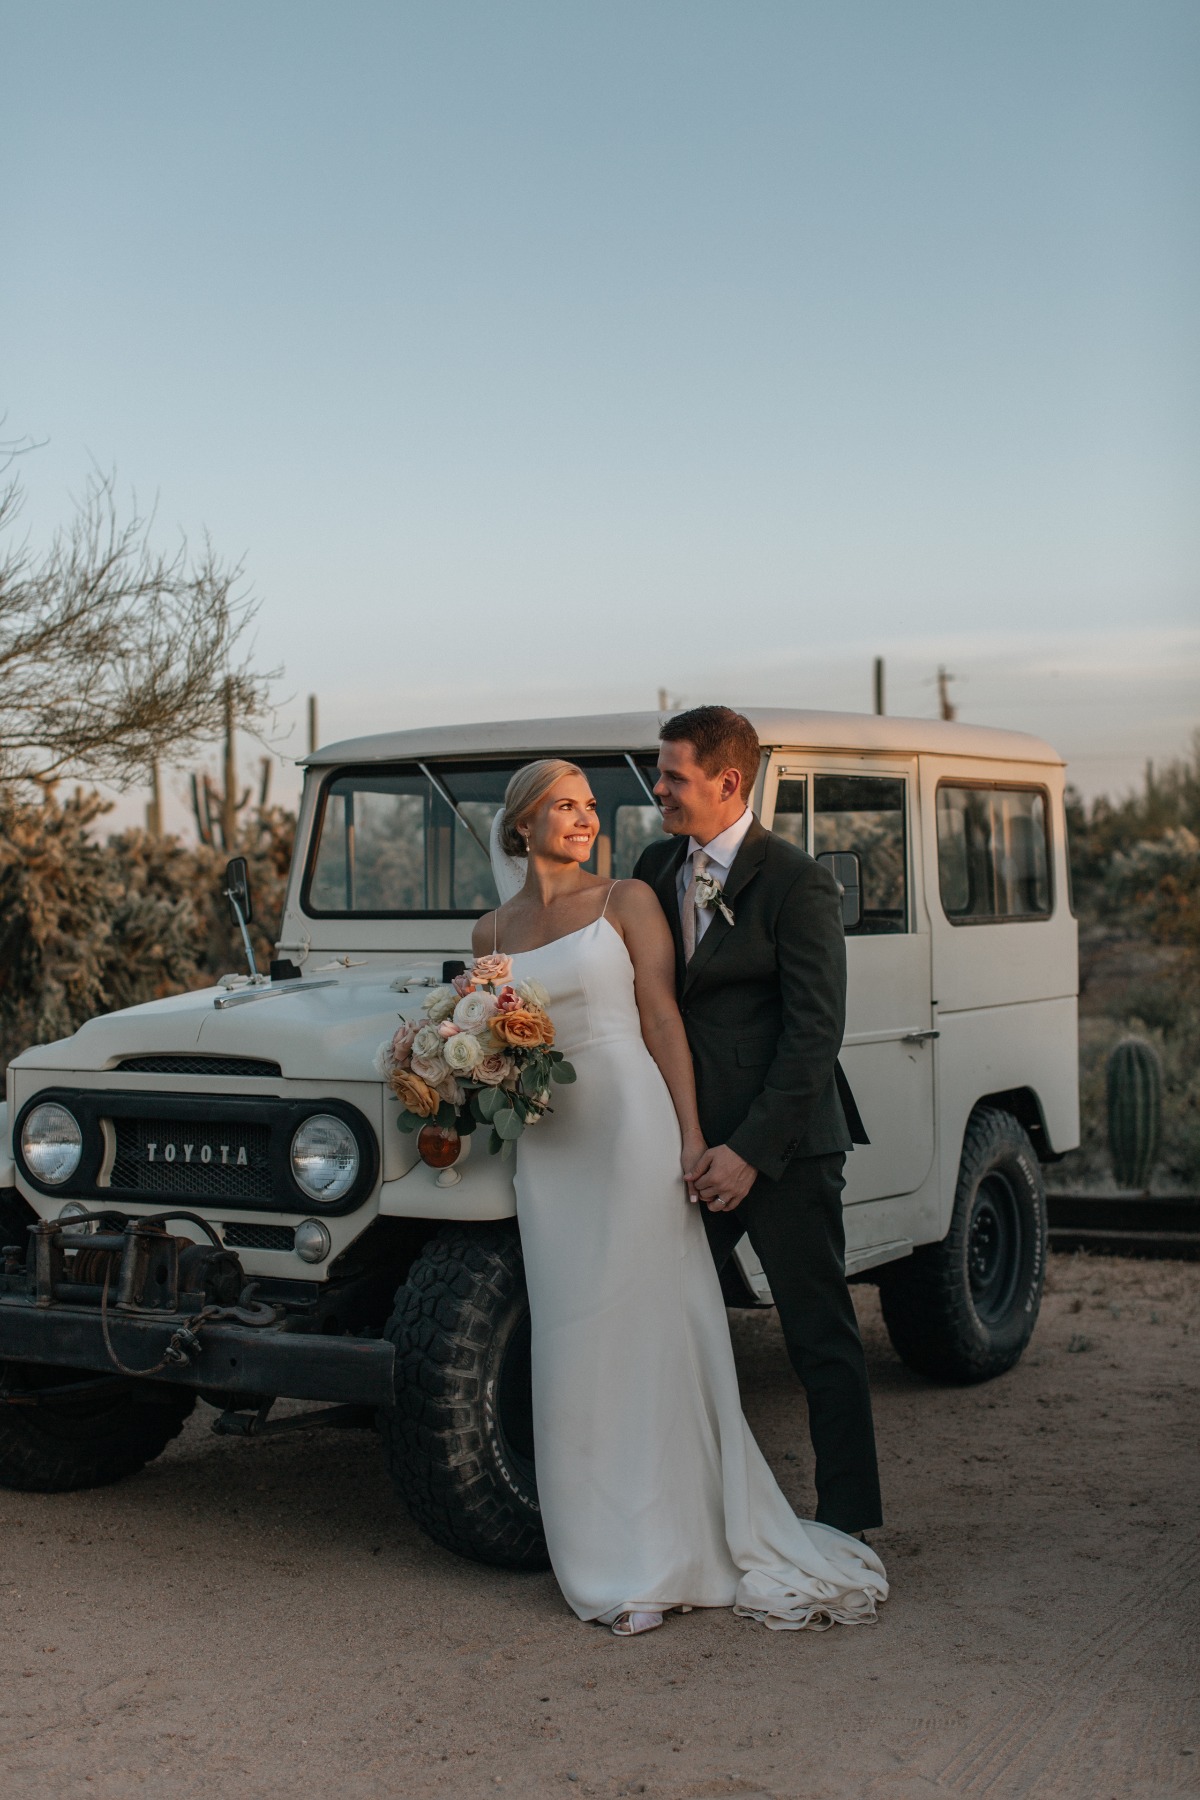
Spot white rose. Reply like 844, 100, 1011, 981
517, 978, 551, 1010
453, 989, 498, 1033
412, 1024, 444, 1061
422, 985, 459, 1023
411, 1052, 446, 1083
443, 1031, 483, 1074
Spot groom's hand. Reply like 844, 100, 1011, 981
692, 1144, 757, 1212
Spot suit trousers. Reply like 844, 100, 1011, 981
703, 1152, 883, 1535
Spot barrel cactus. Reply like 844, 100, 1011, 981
1105, 1036, 1163, 1191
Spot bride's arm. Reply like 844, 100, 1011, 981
608, 881, 707, 1193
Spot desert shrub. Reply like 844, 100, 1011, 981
0, 785, 295, 1067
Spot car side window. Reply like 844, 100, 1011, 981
937, 785, 1051, 921
813, 775, 908, 935
771, 778, 807, 850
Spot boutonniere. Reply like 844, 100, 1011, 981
695, 871, 735, 926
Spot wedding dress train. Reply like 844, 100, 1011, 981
510, 910, 888, 1629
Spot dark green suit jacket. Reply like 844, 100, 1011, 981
634, 818, 867, 1183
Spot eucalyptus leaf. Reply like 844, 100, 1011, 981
519, 1065, 543, 1096
396, 1110, 422, 1132
488, 1128, 502, 1155
477, 1086, 504, 1122
436, 1101, 458, 1130
550, 1061, 577, 1084
500, 1137, 515, 1161
458, 1110, 478, 1135
494, 1106, 525, 1141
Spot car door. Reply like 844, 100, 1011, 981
766, 756, 936, 1204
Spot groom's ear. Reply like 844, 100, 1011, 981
719, 768, 743, 802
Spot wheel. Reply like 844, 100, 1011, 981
379, 1223, 547, 1570
0, 1362, 195, 1491
879, 1106, 1047, 1383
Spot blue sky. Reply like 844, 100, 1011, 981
4, 1, 1197, 820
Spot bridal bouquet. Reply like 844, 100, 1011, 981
376, 953, 576, 1160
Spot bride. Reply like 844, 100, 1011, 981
473, 759, 887, 1636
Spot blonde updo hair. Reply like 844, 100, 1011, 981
499, 759, 587, 857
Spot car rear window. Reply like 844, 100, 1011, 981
936, 785, 1051, 921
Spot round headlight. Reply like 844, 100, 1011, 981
58, 1201, 91, 1224
21, 1103, 83, 1186
290, 1114, 359, 1203
294, 1219, 332, 1264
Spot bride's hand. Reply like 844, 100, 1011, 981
680, 1133, 708, 1203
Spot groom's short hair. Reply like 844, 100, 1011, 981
659, 706, 761, 796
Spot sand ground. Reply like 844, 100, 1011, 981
1, 1252, 1197, 1800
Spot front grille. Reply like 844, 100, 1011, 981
115, 1055, 282, 1078
110, 1118, 273, 1199
222, 1222, 295, 1252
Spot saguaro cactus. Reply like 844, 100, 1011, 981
1106, 1036, 1163, 1192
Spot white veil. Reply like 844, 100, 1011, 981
489, 808, 528, 904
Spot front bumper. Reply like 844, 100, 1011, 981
0, 1296, 397, 1407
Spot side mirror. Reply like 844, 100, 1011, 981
818, 851, 862, 931
224, 857, 254, 928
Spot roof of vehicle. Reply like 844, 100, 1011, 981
305, 708, 1064, 768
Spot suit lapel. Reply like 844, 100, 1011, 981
651, 838, 689, 991
682, 819, 769, 994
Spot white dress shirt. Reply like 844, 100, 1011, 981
676, 807, 756, 946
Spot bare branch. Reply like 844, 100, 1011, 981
0, 458, 274, 789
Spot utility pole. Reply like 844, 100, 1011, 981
937, 666, 957, 722
221, 678, 239, 850
307, 694, 319, 756
873, 657, 885, 716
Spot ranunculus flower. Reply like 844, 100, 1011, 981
436, 1019, 461, 1039
471, 953, 513, 988
494, 985, 521, 1013
422, 985, 459, 1023
443, 1031, 483, 1074
412, 1024, 444, 1061
491, 1009, 552, 1049
517, 977, 551, 1011
473, 1051, 515, 1087
454, 989, 498, 1033
391, 1069, 440, 1117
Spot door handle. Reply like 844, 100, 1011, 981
901, 1029, 940, 1044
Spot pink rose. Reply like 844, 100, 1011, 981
471, 952, 513, 988
451, 972, 474, 997
474, 1051, 516, 1087
494, 985, 521, 1013
436, 1019, 461, 1039
390, 1021, 417, 1063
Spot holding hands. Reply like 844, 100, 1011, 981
684, 1141, 758, 1212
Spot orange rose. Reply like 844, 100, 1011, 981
391, 1068, 441, 1117
491, 1008, 553, 1049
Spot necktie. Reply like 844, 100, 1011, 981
681, 849, 710, 962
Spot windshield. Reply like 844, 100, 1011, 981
303, 757, 664, 917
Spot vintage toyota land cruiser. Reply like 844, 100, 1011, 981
0, 709, 1078, 1567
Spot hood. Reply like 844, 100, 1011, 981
12, 962, 445, 1082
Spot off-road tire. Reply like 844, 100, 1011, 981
878, 1106, 1047, 1383
0, 1362, 195, 1491
380, 1223, 547, 1570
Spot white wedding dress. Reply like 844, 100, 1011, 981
509, 907, 888, 1629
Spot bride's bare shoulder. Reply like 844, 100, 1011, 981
471, 906, 507, 955
606, 878, 669, 938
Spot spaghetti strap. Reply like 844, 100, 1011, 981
599, 881, 618, 922
493, 908, 499, 953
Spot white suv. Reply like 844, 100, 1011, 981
0, 708, 1078, 1567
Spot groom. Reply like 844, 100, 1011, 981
633, 705, 882, 1536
